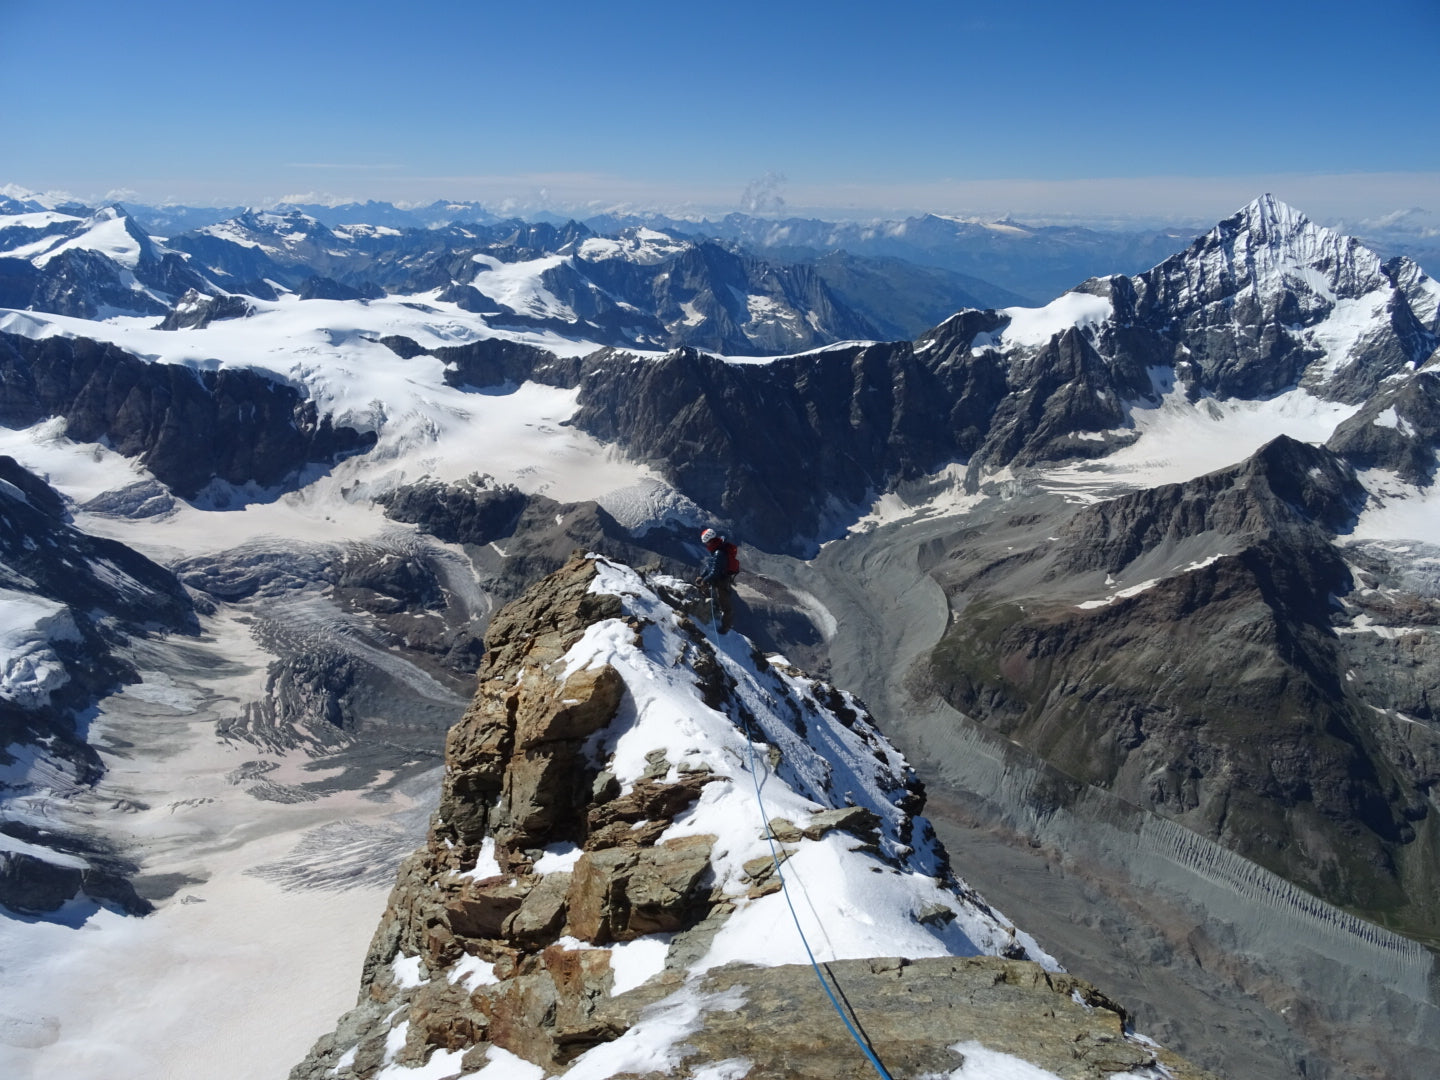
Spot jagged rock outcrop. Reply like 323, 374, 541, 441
0, 457, 198, 729
298, 275, 384, 301
376, 475, 530, 545
0, 824, 153, 917
1327, 369, 1440, 484
0, 330, 377, 500
430, 337, 584, 390
158, 288, 253, 329
291, 554, 1211, 1080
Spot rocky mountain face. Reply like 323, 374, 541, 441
363, 326, 1005, 555
1327, 369, 1440, 483
546, 197, 1439, 551
0, 330, 376, 501
292, 554, 1211, 1080
920, 434, 1440, 942
566, 330, 1004, 554
0, 456, 197, 916
1119, 195, 1436, 403
943, 196, 1438, 481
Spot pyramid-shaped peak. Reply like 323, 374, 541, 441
92, 204, 144, 230
1227, 193, 1320, 241
1171, 194, 1388, 299
1245, 192, 1306, 221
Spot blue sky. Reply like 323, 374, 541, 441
4, 0, 1437, 223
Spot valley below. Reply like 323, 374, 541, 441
751, 502, 1440, 1080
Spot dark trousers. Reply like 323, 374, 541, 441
710, 576, 735, 632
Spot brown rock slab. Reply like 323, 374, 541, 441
567, 834, 718, 943
504, 871, 572, 946
445, 879, 531, 940
588, 955, 1219, 1080
802, 805, 881, 842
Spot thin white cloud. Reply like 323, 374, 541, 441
284, 163, 405, 171
274, 191, 362, 207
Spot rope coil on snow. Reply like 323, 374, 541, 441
739, 708, 896, 1080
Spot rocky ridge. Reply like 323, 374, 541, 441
292, 553, 1211, 1080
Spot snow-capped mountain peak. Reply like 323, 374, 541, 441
200, 207, 338, 252
1202, 192, 1388, 302
575, 226, 691, 265
30, 204, 158, 270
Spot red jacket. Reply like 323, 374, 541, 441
701, 537, 740, 581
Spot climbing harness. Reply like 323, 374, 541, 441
741, 717, 895, 1080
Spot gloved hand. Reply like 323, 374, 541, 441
693, 576, 705, 588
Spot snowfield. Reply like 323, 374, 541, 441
0, 294, 689, 559
0, 609, 426, 1080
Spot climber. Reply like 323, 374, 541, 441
695, 527, 740, 633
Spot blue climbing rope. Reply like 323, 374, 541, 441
741, 716, 895, 1080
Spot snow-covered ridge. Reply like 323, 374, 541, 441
294, 553, 1156, 1080
29, 206, 151, 269
970, 290, 1114, 354
575, 557, 1052, 972
576, 227, 690, 265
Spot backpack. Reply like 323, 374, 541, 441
720, 539, 740, 575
